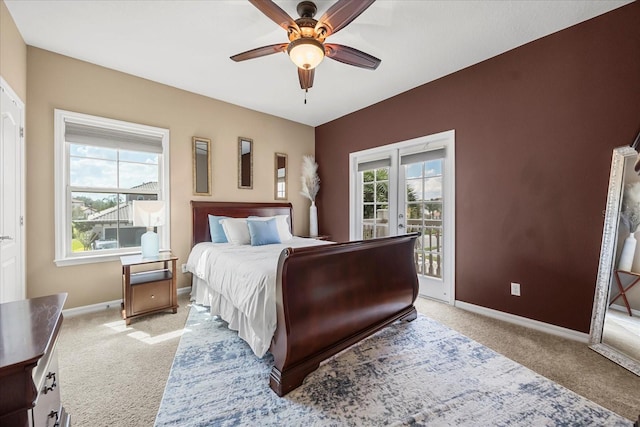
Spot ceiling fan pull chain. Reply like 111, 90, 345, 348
304, 88, 308, 105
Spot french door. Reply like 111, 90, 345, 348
349, 130, 455, 303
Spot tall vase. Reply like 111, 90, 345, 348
309, 201, 318, 237
618, 232, 637, 271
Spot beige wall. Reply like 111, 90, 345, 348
27, 47, 314, 308
0, 0, 27, 100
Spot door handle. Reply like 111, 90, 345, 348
0, 235, 12, 241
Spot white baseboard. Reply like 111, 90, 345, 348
609, 303, 640, 317
62, 286, 191, 318
454, 300, 590, 343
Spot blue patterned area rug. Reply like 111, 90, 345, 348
155, 305, 631, 426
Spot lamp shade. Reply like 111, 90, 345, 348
133, 200, 165, 227
287, 38, 324, 70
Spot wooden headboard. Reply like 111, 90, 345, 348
191, 201, 294, 246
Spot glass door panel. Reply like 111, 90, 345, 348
401, 157, 446, 299
361, 167, 390, 239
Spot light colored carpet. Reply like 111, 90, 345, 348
56, 294, 640, 426
57, 293, 192, 426
155, 306, 631, 426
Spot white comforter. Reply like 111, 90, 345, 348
186, 237, 331, 357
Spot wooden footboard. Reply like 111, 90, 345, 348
269, 233, 420, 396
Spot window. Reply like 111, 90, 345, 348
54, 110, 170, 266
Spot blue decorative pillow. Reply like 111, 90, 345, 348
247, 218, 281, 246
208, 215, 228, 243
248, 215, 293, 241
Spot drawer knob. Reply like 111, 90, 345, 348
151, 294, 155, 299
43, 371, 57, 394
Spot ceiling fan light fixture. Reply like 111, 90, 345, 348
287, 38, 324, 70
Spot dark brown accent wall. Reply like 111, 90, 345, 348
315, 2, 640, 334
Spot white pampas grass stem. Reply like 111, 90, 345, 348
300, 155, 320, 201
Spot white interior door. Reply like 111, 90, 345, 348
350, 130, 455, 303
1, 80, 25, 303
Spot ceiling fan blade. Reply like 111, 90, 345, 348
249, 0, 300, 33
230, 43, 288, 62
325, 44, 381, 70
315, 0, 375, 37
298, 68, 315, 90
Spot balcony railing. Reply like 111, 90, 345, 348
363, 219, 442, 279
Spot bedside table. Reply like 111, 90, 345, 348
120, 253, 179, 325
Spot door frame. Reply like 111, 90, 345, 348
0, 76, 26, 301
348, 129, 455, 304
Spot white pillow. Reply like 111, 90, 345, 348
220, 218, 250, 245
248, 215, 293, 241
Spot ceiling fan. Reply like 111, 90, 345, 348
230, 0, 381, 94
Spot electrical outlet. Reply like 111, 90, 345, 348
181, 263, 188, 273
510, 282, 521, 296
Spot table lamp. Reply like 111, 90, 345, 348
133, 200, 165, 258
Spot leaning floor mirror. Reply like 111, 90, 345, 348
589, 145, 640, 376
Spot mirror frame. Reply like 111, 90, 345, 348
192, 136, 211, 196
274, 153, 288, 200
589, 145, 640, 376
238, 137, 253, 189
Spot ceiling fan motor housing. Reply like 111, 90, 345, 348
289, 17, 319, 40
289, 1, 326, 41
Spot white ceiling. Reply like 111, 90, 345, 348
5, 0, 631, 127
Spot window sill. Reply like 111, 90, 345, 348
54, 249, 171, 267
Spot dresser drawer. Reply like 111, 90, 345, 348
29, 345, 62, 427
131, 280, 171, 314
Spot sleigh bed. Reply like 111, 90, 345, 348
188, 201, 419, 396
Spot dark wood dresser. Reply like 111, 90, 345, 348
0, 293, 70, 427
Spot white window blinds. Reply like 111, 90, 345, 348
64, 121, 163, 153
400, 148, 445, 165
357, 157, 391, 172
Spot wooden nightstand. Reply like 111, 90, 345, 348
120, 253, 178, 325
